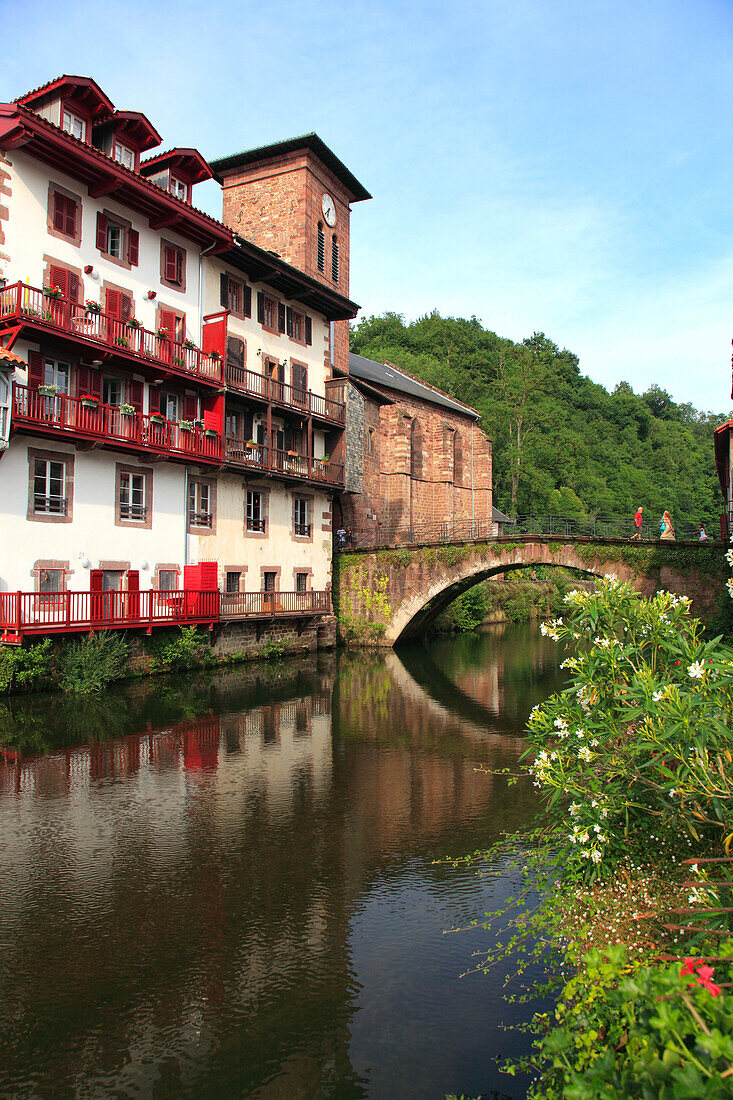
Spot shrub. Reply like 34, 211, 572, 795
147, 626, 213, 671
56, 631, 129, 694
0, 639, 52, 694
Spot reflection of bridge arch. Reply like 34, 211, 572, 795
336, 536, 723, 646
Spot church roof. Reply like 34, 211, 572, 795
348, 352, 481, 420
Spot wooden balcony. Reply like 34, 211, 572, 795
12, 383, 223, 464
225, 362, 346, 425
0, 283, 222, 386
0, 589, 220, 644
219, 590, 331, 619
224, 437, 344, 486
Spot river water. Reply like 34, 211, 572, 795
0, 625, 564, 1100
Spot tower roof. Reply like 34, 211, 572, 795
210, 133, 371, 202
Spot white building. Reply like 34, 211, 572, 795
0, 75, 363, 641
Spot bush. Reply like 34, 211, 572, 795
147, 626, 213, 671
0, 639, 52, 694
56, 631, 129, 694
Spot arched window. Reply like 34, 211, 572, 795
410, 418, 423, 478
317, 222, 325, 272
453, 430, 463, 485
331, 235, 339, 283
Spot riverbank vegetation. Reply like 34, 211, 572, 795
433, 569, 580, 634
470, 575, 733, 1097
351, 313, 728, 530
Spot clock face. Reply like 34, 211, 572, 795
322, 193, 336, 227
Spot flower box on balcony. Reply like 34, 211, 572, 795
114, 336, 130, 348
287, 450, 298, 457
80, 396, 99, 408
126, 317, 142, 329
120, 404, 136, 416
210, 350, 221, 361
42, 286, 63, 299
38, 384, 58, 396
84, 300, 101, 313
178, 419, 194, 431
156, 328, 170, 340
183, 339, 198, 350
204, 429, 220, 438
149, 414, 165, 425
246, 440, 257, 448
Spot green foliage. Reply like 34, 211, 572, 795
335, 565, 392, 642
56, 631, 129, 694
259, 641, 285, 659
351, 314, 729, 529
147, 626, 213, 671
437, 585, 490, 633
0, 639, 52, 694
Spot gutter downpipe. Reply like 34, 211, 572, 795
186, 240, 219, 572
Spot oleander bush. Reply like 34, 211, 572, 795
0, 639, 52, 694
56, 631, 129, 694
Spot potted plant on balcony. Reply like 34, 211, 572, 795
79, 393, 99, 408
113, 335, 130, 348
126, 317, 142, 329
172, 355, 185, 367
210, 350, 221, 361
149, 412, 165, 425
245, 439, 257, 449
38, 383, 58, 396
156, 327, 170, 341
183, 339, 198, 350
42, 285, 64, 299
120, 403, 136, 416
178, 419, 194, 431
85, 299, 101, 314
204, 428, 220, 438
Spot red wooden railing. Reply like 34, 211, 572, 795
13, 383, 222, 463
219, 590, 331, 618
223, 437, 344, 485
0, 283, 222, 384
0, 589, 220, 640
225, 362, 345, 424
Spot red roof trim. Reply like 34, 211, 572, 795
106, 110, 162, 152
140, 147, 213, 184
18, 75, 115, 118
0, 345, 26, 366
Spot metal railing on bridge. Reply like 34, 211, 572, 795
336, 514, 718, 551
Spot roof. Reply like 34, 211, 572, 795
17, 75, 115, 119
348, 353, 481, 419
108, 110, 161, 152
0, 346, 26, 366
140, 147, 213, 184
210, 133, 371, 203
493, 506, 513, 524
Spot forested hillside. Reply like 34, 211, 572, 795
350, 312, 730, 531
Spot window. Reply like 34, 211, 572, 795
159, 391, 179, 421
219, 273, 251, 318
62, 109, 86, 141
159, 570, 178, 591
225, 411, 239, 438
263, 571, 277, 593
453, 431, 464, 485
264, 296, 276, 331
96, 214, 138, 266
410, 418, 423, 478
33, 457, 66, 515
51, 192, 78, 239
103, 378, 123, 406
119, 471, 146, 521
317, 222, 325, 272
106, 222, 124, 259
114, 143, 135, 169
331, 235, 339, 283
286, 308, 311, 346
226, 571, 241, 594
39, 568, 64, 594
295, 573, 308, 594
170, 176, 188, 201
45, 263, 80, 303
291, 362, 307, 402
367, 428, 374, 455
189, 480, 213, 529
161, 242, 186, 290
294, 498, 310, 537
44, 358, 70, 394
226, 337, 245, 379
246, 490, 265, 532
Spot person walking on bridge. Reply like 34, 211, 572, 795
633, 506, 643, 539
660, 510, 675, 541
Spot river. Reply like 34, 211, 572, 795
0, 624, 564, 1099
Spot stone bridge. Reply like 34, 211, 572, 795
333, 535, 727, 646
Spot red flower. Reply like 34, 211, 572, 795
674, 660, 681, 666
680, 958, 703, 976
695, 965, 716, 984
682, 959, 723, 997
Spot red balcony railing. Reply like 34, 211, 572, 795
0, 590, 220, 641
224, 437, 343, 485
219, 590, 331, 619
13, 383, 223, 463
225, 362, 345, 424
0, 283, 222, 385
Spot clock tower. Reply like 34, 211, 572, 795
210, 134, 370, 377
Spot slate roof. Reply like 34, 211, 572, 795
210, 133, 371, 202
348, 352, 481, 420
492, 506, 513, 524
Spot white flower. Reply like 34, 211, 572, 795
569, 802, 581, 816
593, 824, 601, 833
578, 746, 593, 762
604, 573, 617, 582
554, 717, 568, 731
727, 549, 733, 567
652, 689, 665, 702
669, 788, 677, 798
600, 808, 609, 818
590, 849, 602, 864
589, 738, 599, 747
688, 661, 705, 680
690, 863, 699, 874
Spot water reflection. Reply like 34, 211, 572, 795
0, 625, 563, 1099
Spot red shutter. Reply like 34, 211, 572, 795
128, 229, 139, 266
159, 309, 176, 339
96, 212, 107, 251
257, 291, 265, 324
76, 365, 90, 396
148, 385, 161, 415
278, 303, 286, 333
305, 316, 312, 346
52, 192, 65, 232
220, 273, 228, 308
175, 249, 184, 285
243, 284, 251, 318
90, 570, 103, 591
88, 369, 102, 401
64, 198, 77, 238
121, 295, 133, 321
68, 273, 80, 303
129, 380, 144, 411
183, 393, 197, 420
49, 266, 69, 297
105, 288, 121, 318
27, 350, 43, 389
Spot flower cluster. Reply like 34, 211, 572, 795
680, 957, 722, 997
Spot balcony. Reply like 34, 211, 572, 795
224, 438, 344, 486
220, 590, 331, 619
13, 383, 223, 464
225, 362, 345, 425
0, 283, 222, 386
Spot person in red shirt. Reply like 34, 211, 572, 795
633, 506, 643, 539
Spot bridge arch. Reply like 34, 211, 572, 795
334, 536, 723, 647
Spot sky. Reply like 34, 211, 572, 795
3, 0, 733, 411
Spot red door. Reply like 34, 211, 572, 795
90, 569, 104, 624
127, 570, 140, 621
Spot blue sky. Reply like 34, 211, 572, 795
4, 0, 733, 410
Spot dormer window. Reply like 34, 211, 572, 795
62, 109, 86, 141
114, 143, 135, 170
170, 177, 188, 202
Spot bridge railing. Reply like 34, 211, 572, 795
335, 514, 717, 550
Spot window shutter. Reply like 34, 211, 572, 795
305, 316, 312, 346
227, 336, 244, 370
27, 350, 43, 389
76, 364, 90, 396
175, 249, 183, 285
243, 283, 251, 318
128, 229, 139, 266
220, 273, 228, 308
243, 410, 253, 442
68, 273, 80, 303
278, 303, 286, 333
65, 198, 77, 238
286, 306, 293, 338
159, 309, 176, 339
121, 294, 133, 321
88, 368, 102, 401
106, 288, 121, 319
49, 266, 69, 297
128, 379, 144, 411
257, 291, 265, 325
52, 192, 65, 232
96, 212, 107, 251
148, 384, 160, 415
183, 393, 197, 420
164, 246, 175, 282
